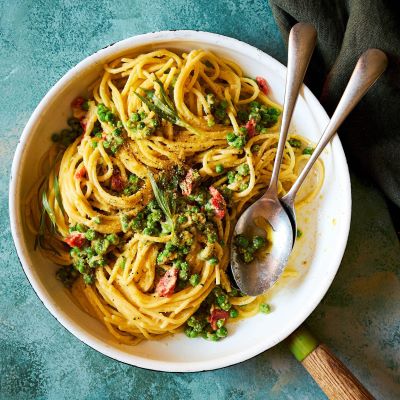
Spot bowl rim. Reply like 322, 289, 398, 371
9, 29, 351, 372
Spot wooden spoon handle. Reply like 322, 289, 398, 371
302, 344, 374, 400
288, 327, 374, 400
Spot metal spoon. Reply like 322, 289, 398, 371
231, 48, 388, 296
230, 22, 317, 296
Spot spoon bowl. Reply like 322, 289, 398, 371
231, 197, 293, 296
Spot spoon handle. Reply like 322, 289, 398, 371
282, 49, 388, 204
267, 22, 317, 196
288, 326, 374, 400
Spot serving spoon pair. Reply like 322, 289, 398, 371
230, 23, 388, 296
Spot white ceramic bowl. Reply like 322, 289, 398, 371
9, 30, 351, 372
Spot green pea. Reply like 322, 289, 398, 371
106, 233, 118, 245
215, 164, 224, 174
165, 242, 176, 252
150, 118, 159, 128
216, 326, 228, 338
147, 199, 159, 211
114, 137, 124, 146
190, 205, 200, 214
237, 163, 250, 176
185, 328, 198, 338
94, 239, 110, 255
179, 246, 190, 255
104, 111, 114, 123
207, 232, 217, 244
208, 257, 218, 266
128, 174, 139, 184
226, 132, 236, 142
83, 274, 93, 285
179, 267, 189, 281
69, 247, 80, 257
177, 215, 188, 224
232, 136, 246, 149
110, 144, 120, 154
189, 274, 200, 286
204, 202, 214, 213
227, 170, 236, 184
229, 308, 239, 318
206, 332, 219, 341
252, 236, 266, 250
195, 192, 206, 205
84, 229, 96, 241
148, 212, 162, 224
130, 112, 140, 122
120, 214, 130, 232
85, 247, 95, 258
75, 224, 86, 233
243, 251, 254, 263
130, 217, 143, 232
142, 227, 155, 236
249, 101, 260, 109
251, 144, 260, 153
74, 258, 86, 274
235, 234, 249, 248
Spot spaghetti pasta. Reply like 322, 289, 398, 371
26, 49, 323, 344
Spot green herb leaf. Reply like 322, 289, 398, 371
42, 190, 56, 227
53, 175, 65, 215
155, 78, 175, 111
134, 92, 176, 124
134, 81, 203, 135
147, 171, 175, 233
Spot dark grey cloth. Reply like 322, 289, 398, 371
269, 0, 400, 207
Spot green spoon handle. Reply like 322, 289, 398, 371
288, 326, 374, 400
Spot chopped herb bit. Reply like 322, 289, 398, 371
56, 265, 79, 288
288, 138, 302, 148
92, 216, 101, 224
296, 228, 303, 238
208, 257, 218, 266
303, 147, 314, 155
259, 303, 271, 314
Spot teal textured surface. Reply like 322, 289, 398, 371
1, 1, 399, 399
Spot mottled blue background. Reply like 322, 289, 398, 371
1, 1, 399, 399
